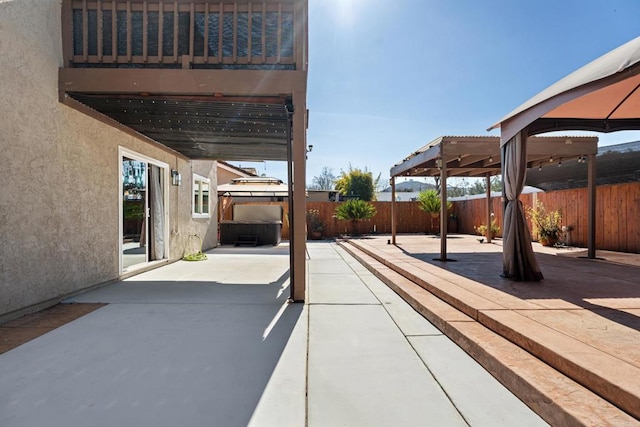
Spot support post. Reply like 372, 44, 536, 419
587, 153, 596, 259
291, 92, 307, 301
391, 176, 396, 244
286, 106, 295, 300
440, 154, 447, 261
486, 173, 492, 243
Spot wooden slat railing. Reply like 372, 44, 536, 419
62, 0, 301, 69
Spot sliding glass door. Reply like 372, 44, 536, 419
120, 150, 168, 273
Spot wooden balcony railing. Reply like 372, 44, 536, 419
62, 0, 306, 69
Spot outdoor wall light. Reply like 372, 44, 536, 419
171, 170, 182, 186
435, 158, 443, 169
307, 144, 313, 152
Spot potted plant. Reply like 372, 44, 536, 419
306, 209, 324, 239
417, 189, 452, 234
335, 199, 377, 236
475, 219, 500, 239
448, 213, 459, 233
527, 200, 562, 246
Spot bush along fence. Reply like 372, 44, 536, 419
223, 181, 640, 254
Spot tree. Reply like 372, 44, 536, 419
417, 189, 452, 233
335, 199, 377, 235
335, 165, 375, 201
464, 176, 503, 196
490, 175, 503, 192
373, 172, 388, 193
309, 166, 336, 190
468, 180, 486, 195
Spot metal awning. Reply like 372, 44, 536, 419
526, 141, 640, 190
69, 94, 291, 161
390, 135, 598, 178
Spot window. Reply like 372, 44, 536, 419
193, 174, 210, 218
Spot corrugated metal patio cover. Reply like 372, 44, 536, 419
489, 36, 640, 144
70, 94, 291, 161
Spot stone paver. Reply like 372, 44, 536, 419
344, 235, 640, 424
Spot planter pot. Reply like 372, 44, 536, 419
309, 230, 323, 240
539, 235, 559, 247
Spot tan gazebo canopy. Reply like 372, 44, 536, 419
490, 36, 640, 281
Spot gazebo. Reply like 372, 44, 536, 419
390, 135, 598, 263
489, 36, 640, 281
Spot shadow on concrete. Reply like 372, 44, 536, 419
0, 274, 302, 427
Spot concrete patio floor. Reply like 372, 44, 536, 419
0, 241, 547, 427
340, 234, 640, 426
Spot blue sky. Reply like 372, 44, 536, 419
233, 0, 640, 185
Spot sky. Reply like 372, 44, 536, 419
231, 0, 640, 185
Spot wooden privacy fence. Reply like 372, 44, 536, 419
223, 181, 640, 254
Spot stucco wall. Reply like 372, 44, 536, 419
217, 166, 245, 185
0, 0, 217, 317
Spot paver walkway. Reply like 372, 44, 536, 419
340, 234, 640, 425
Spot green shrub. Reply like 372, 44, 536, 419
335, 199, 377, 235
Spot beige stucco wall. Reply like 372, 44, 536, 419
217, 166, 244, 185
0, 0, 218, 318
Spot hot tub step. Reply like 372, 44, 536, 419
235, 234, 258, 246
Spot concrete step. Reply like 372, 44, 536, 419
338, 240, 639, 427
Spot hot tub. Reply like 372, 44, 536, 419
220, 205, 283, 246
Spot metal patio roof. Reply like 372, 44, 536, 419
390, 135, 598, 178
69, 94, 291, 161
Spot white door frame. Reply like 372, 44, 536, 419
118, 147, 170, 275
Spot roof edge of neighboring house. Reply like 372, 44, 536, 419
217, 161, 259, 177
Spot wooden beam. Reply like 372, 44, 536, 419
61, 0, 74, 66
82, 0, 88, 60
527, 137, 598, 156
112, 0, 117, 62
439, 151, 448, 261
291, 90, 306, 302
390, 144, 439, 177
247, 2, 253, 63
391, 176, 396, 245
97, 0, 103, 61
486, 173, 492, 243
203, 2, 209, 61
59, 68, 307, 95
126, 0, 132, 61
158, 1, 163, 61
173, 1, 178, 62
588, 153, 596, 258
218, 2, 223, 63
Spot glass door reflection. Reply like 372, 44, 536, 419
122, 157, 148, 269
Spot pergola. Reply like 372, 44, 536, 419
390, 135, 598, 262
489, 36, 640, 281
59, 0, 310, 300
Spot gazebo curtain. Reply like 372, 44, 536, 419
502, 131, 543, 281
